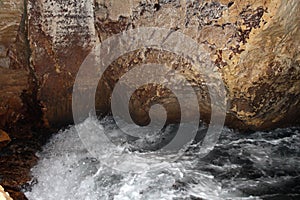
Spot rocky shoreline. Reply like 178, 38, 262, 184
0, 0, 299, 199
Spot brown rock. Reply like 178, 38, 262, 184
0, 134, 43, 200
0, 130, 10, 150
0, 0, 24, 69
0, 1, 299, 198
0, 68, 28, 130
27, 0, 97, 128
2, 0, 299, 131
221, 0, 300, 129
92, 0, 300, 130
0, 185, 13, 200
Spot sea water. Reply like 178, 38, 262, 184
25, 117, 300, 200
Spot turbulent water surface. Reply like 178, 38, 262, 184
25, 117, 300, 200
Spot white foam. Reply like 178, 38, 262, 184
25, 117, 257, 200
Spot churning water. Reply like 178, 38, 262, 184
25, 117, 300, 200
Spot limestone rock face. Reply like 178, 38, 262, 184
0, 2, 298, 197
1, 0, 299, 131
27, 0, 97, 127
28, 0, 300, 130
0, 186, 13, 200
0, 68, 31, 131
0, 0, 24, 69
0, 130, 10, 150
220, 0, 300, 129
93, 0, 300, 130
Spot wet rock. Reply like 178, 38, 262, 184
22, 0, 300, 131
0, 0, 24, 69
92, 0, 300, 130
0, 0, 299, 198
0, 68, 29, 131
27, 0, 97, 128
0, 129, 50, 200
0, 185, 13, 200
2, 0, 300, 131
0, 130, 10, 150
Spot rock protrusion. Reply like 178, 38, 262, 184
0, 186, 13, 200
0, 130, 10, 150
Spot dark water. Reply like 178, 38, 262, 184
25, 117, 300, 200
194, 127, 300, 200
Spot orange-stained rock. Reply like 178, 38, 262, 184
27, 0, 97, 128
0, 185, 13, 200
0, 0, 24, 69
92, 0, 300, 130
0, 130, 10, 150
0, 68, 29, 130
0, 1, 299, 198
3, 0, 300, 131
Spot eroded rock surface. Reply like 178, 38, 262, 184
0, 185, 13, 200
27, 0, 97, 127
1, 1, 300, 129
0, 1, 299, 199
0, 0, 299, 130
0, 130, 10, 150
0, 0, 24, 69
92, 0, 300, 130
0, 67, 45, 200
0, 68, 29, 131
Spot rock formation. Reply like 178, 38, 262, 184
0, 130, 10, 150
0, 0, 299, 132
0, 0, 299, 131
0, 186, 13, 200
0, 0, 299, 199
0, 0, 24, 69
21, 0, 300, 130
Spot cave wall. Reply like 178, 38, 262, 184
27, 0, 97, 127
0, 0, 299, 133
92, 0, 300, 129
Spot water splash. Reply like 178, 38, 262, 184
25, 117, 300, 200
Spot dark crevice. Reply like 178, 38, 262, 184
154, 3, 161, 11
228, 1, 234, 8
23, 0, 44, 130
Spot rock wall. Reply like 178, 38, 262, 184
221, 0, 300, 129
0, 0, 300, 132
0, 185, 13, 200
0, 68, 35, 133
0, 130, 10, 150
27, 0, 97, 127
0, 0, 24, 68
0, 1, 299, 199
88, 0, 300, 130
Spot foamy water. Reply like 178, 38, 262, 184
25, 117, 300, 200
